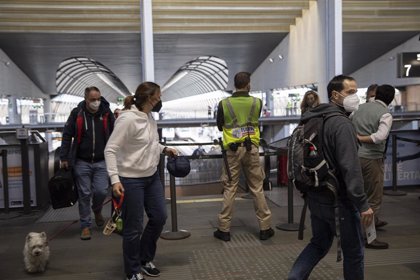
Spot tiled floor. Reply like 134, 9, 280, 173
1, 186, 419, 280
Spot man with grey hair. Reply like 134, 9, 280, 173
60, 86, 115, 240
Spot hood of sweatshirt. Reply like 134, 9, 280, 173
119, 106, 149, 120
301, 103, 346, 122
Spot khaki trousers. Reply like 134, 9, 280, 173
360, 157, 384, 216
218, 145, 272, 232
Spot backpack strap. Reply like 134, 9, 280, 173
102, 111, 110, 138
327, 170, 342, 262
76, 109, 84, 144
76, 109, 110, 144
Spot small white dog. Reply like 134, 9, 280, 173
23, 232, 50, 273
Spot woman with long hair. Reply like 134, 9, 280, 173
300, 90, 320, 114
105, 82, 177, 280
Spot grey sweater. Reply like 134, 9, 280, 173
352, 101, 389, 159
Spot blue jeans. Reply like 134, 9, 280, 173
120, 172, 167, 276
288, 198, 365, 280
73, 159, 109, 229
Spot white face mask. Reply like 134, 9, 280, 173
89, 100, 100, 111
342, 93, 360, 112
368, 97, 375, 103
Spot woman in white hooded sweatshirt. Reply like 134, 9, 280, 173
105, 82, 177, 280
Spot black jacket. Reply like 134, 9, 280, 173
60, 97, 115, 165
301, 103, 369, 213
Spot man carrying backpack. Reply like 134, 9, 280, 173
352, 84, 395, 250
60, 86, 115, 240
288, 75, 373, 280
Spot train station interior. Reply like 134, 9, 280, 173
0, 1, 420, 279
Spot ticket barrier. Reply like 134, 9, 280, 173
0, 130, 49, 213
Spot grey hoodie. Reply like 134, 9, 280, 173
302, 103, 369, 213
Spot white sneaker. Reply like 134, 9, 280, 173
141, 261, 160, 277
126, 273, 145, 280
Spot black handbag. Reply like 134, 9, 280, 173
48, 168, 78, 209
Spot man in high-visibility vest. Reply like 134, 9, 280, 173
214, 72, 274, 241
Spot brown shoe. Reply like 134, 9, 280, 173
365, 239, 389, 249
94, 212, 105, 227
80, 227, 91, 240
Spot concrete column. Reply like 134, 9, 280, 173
265, 89, 274, 116
8, 96, 21, 124
140, 0, 155, 82
317, 0, 343, 102
43, 97, 51, 123
405, 84, 420, 111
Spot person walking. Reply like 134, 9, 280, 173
60, 86, 115, 240
288, 75, 374, 280
104, 82, 177, 280
214, 71, 274, 242
352, 84, 395, 249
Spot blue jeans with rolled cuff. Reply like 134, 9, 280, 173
73, 159, 109, 229
120, 172, 167, 276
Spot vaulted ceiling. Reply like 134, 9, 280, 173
0, 0, 419, 102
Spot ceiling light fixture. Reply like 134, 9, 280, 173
278, 55, 283, 60
1, 60, 11, 67
268, 58, 274, 63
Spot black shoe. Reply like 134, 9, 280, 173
365, 239, 389, 249
141, 261, 160, 277
260, 228, 275, 240
213, 229, 231, 241
375, 219, 388, 228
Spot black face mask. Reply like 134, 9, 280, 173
152, 100, 162, 112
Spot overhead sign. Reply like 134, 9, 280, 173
398, 52, 420, 78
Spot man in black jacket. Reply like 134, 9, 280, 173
288, 75, 373, 280
60, 86, 115, 240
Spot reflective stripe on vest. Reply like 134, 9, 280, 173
221, 96, 260, 147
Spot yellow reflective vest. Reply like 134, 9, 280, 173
221, 95, 261, 149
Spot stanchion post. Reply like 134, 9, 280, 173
160, 174, 191, 240
20, 139, 31, 214
276, 180, 299, 231
384, 134, 406, 196
1, 149, 9, 213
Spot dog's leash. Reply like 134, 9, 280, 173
48, 197, 112, 241
103, 193, 124, 236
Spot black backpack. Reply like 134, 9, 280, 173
48, 168, 78, 209
287, 112, 341, 193
287, 112, 343, 262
